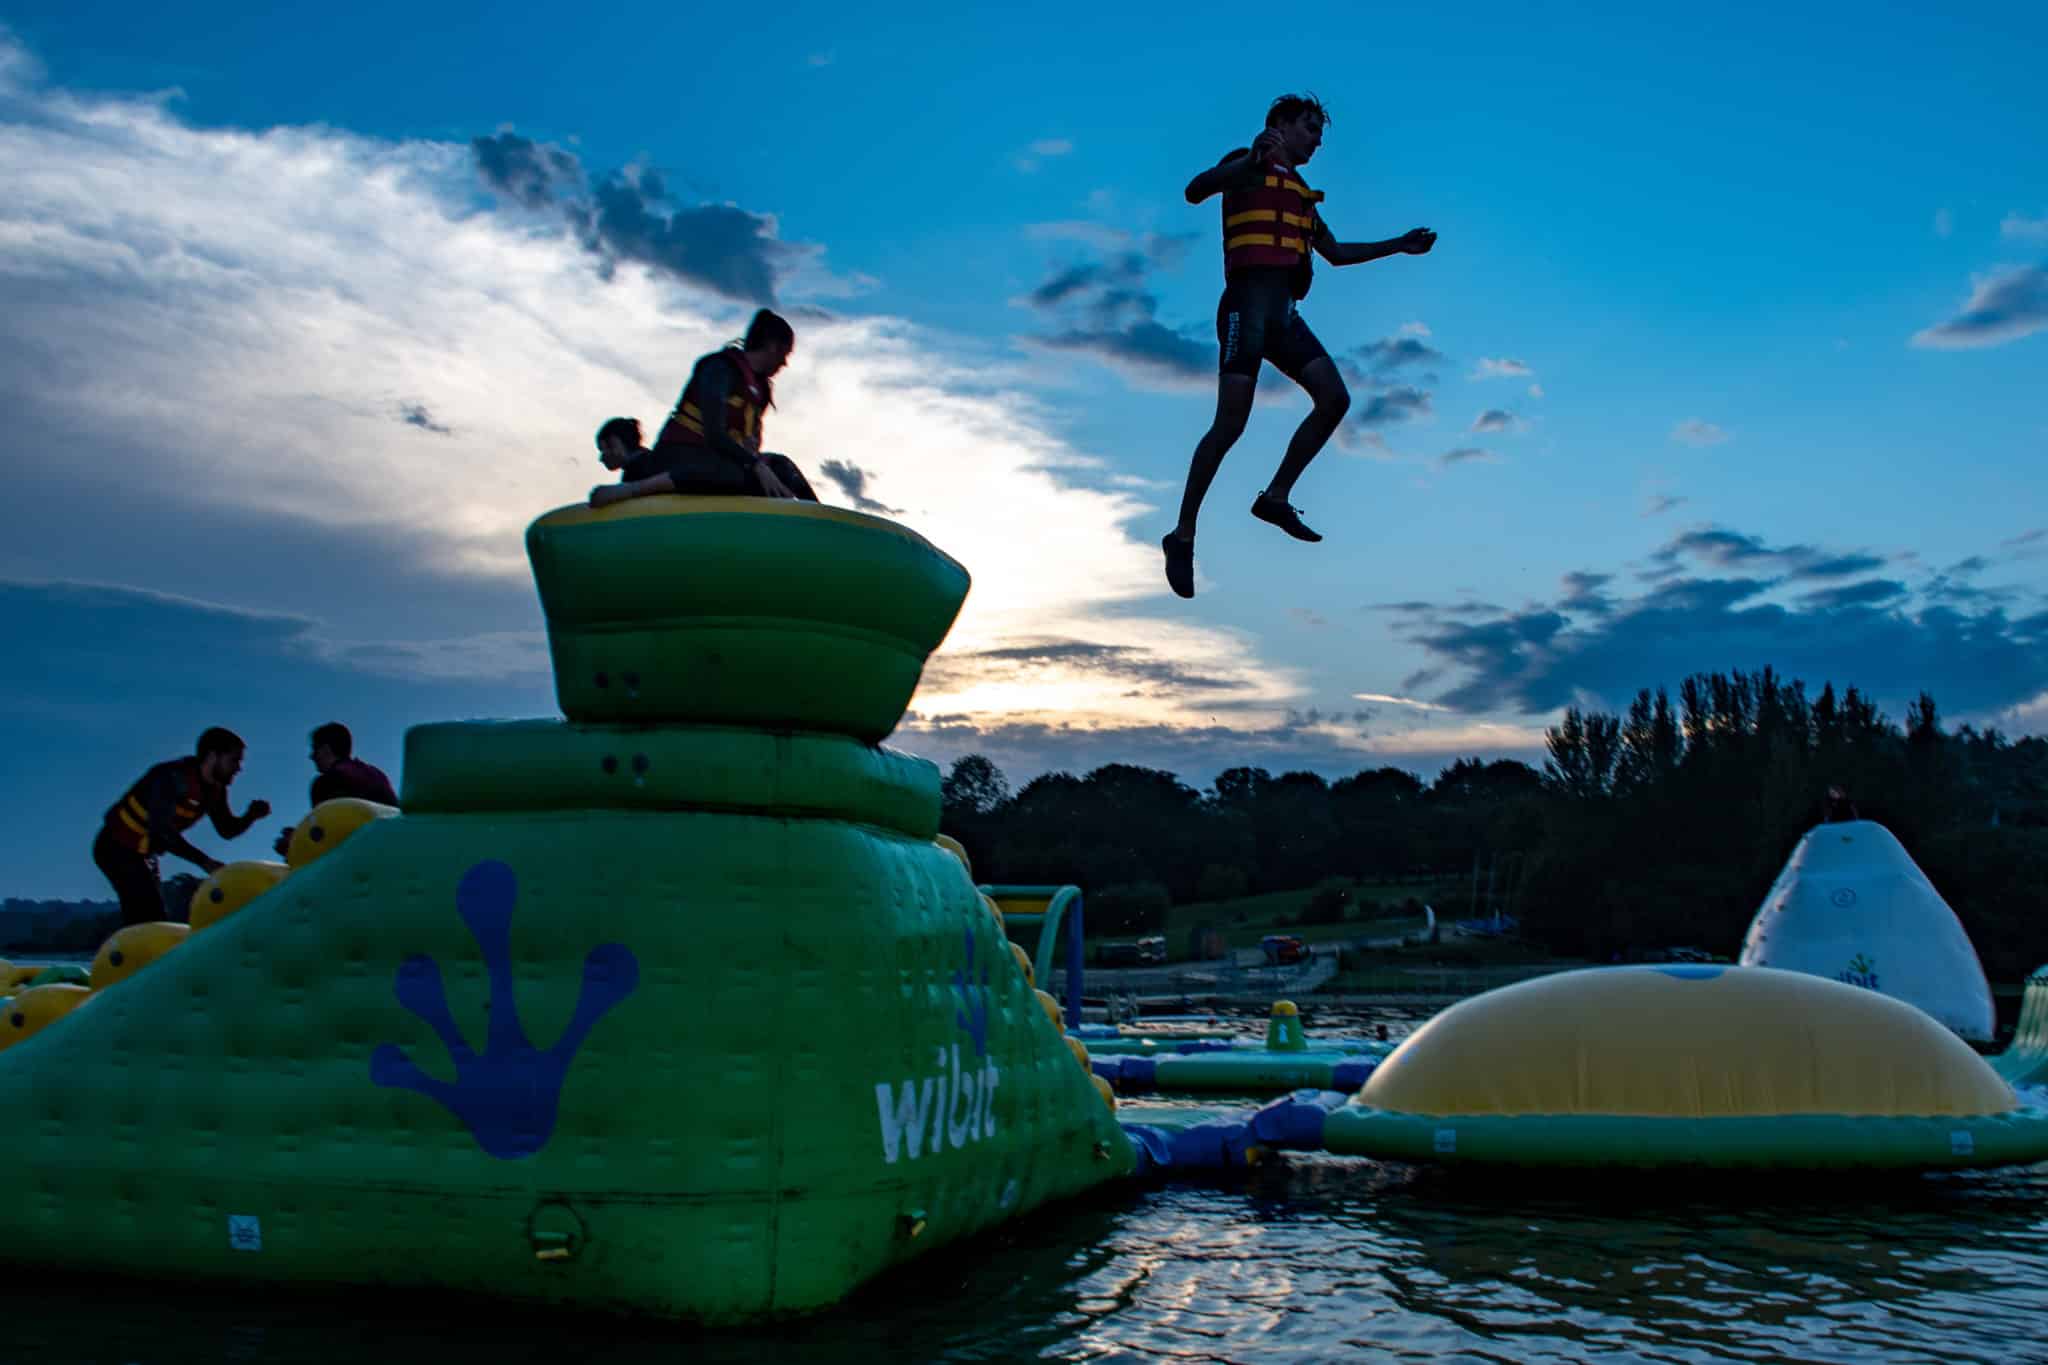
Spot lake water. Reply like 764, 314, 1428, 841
4, 1007, 2045, 1362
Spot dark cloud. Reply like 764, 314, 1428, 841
1388, 552, 2048, 719
2006, 528, 2045, 548
1019, 243, 1206, 385
1354, 387, 1432, 428
471, 135, 803, 304
1911, 264, 2048, 349
1650, 527, 1889, 581
817, 458, 902, 515
1643, 494, 1687, 518
471, 132, 582, 210
1797, 579, 1909, 610
1470, 408, 1517, 433
1350, 336, 1446, 373
399, 403, 451, 436
1439, 447, 1493, 465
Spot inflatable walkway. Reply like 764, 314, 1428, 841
0, 499, 1129, 1321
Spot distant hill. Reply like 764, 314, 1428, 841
1, 876, 197, 953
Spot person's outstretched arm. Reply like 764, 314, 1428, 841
1313, 219, 1437, 266
145, 768, 222, 873
207, 790, 270, 840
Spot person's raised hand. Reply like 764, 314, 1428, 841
589, 484, 623, 509
247, 798, 272, 820
1399, 227, 1438, 255
1251, 129, 1286, 164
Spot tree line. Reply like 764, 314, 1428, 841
940, 669, 2048, 982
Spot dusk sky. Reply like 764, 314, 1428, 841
2, 4, 2043, 897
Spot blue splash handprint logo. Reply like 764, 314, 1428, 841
953, 925, 990, 1058
370, 860, 639, 1159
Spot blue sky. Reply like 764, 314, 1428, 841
1, 3, 2043, 897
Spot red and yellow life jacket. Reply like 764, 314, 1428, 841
103, 758, 207, 855
664, 351, 766, 452
1222, 155, 1325, 285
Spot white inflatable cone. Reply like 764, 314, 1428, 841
1740, 820, 1994, 1041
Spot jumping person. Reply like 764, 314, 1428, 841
94, 728, 271, 926
1162, 94, 1437, 598
589, 309, 820, 509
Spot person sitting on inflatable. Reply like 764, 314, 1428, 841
94, 727, 271, 926
589, 309, 819, 509
594, 416, 660, 482
274, 722, 397, 856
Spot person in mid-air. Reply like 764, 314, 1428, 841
589, 309, 819, 509
94, 728, 270, 925
1162, 93, 1437, 599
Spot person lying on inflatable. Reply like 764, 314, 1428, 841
589, 309, 819, 509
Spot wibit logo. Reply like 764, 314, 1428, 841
370, 860, 640, 1160
1837, 953, 1881, 991
875, 924, 1002, 1165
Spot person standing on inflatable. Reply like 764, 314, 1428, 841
590, 309, 820, 508
1162, 94, 1437, 599
93, 728, 271, 926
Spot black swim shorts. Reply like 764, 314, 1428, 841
1216, 268, 1330, 381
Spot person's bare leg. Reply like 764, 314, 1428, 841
1263, 356, 1349, 503
1174, 375, 1258, 541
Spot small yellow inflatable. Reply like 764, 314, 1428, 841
1091, 1074, 1117, 1111
190, 860, 290, 931
1033, 988, 1063, 1031
1, 964, 44, 992
934, 833, 972, 881
979, 892, 1004, 932
1010, 941, 1034, 987
1066, 1036, 1092, 1070
285, 798, 398, 870
0, 984, 92, 1052
91, 922, 191, 991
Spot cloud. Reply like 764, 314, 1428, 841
399, 403, 452, 435
1527, 383, 1544, 399
1017, 239, 1209, 387
2006, 528, 2046, 548
1354, 387, 1432, 428
1671, 418, 1730, 447
470, 132, 821, 304
1911, 265, 2048, 350
1642, 493, 1687, 518
1387, 529, 2047, 719
1353, 692, 1449, 712
0, 30, 1331, 854
1351, 335, 1446, 374
1014, 138, 1074, 173
2001, 213, 2048, 243
1650, 528, 1887, 581
1289, 607, 1328, 627
1470, 357, 1531, 379
1470, 408, 1517, 433
1935, 207, 1954, 238
1439, 447, 1493, 466
1398, 321, 1432, 337
816, 457, 903, 515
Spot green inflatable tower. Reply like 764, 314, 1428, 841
0, 497, 1132, 1320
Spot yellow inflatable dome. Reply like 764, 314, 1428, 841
190, 860, 289, 931
1362, 964, 2011, 1118
0, 984, 91, 1052
285, 798, 397, 870
91, 922, 191, 991
1324, 965, 2048, 1170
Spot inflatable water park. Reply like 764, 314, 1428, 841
4, 496, 2047, 1322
